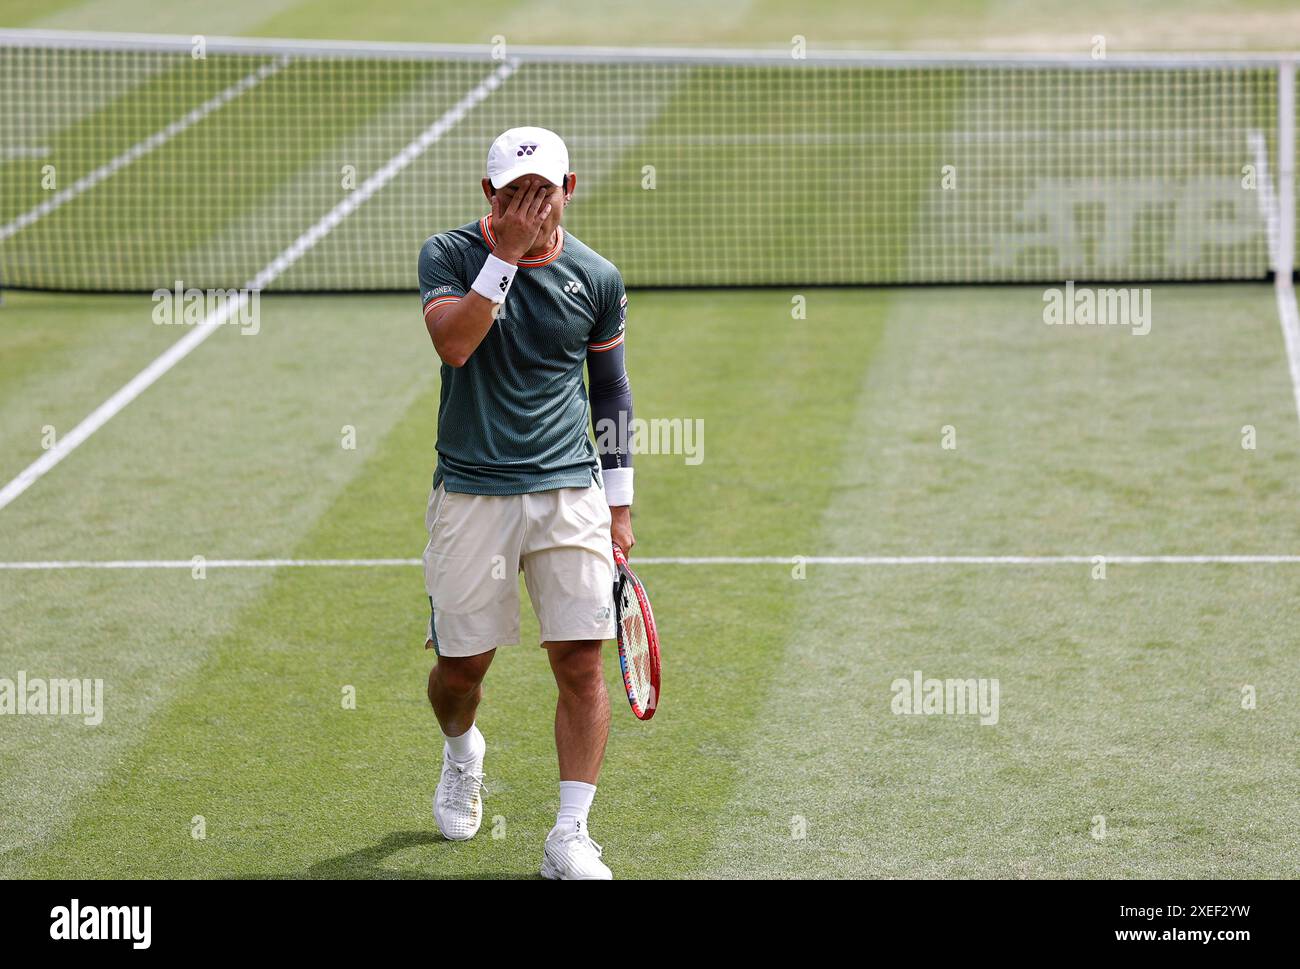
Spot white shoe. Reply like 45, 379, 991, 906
541, 820, 613, 880
432, 727, 485, 841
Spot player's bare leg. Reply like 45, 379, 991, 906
427, 649, 495, 736
541, 639, 612, 879
546, 639, 608, 781
428, 649, 494, 841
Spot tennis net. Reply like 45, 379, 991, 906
1, 30, 1295, 291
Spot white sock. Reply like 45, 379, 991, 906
443, 723, 482, 764
556, 780, 597, 830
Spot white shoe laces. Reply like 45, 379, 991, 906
553, 826, 603, 858
439, 760, 486, 809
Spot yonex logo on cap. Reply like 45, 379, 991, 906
487, 128, 568, 189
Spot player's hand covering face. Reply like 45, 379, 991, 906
489, 174, 570, 259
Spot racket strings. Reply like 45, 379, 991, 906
617, 576, 654, 706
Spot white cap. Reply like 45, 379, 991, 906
486, 126, 569, 189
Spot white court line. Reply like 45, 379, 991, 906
0, 146, 51, 160
504, 129, 1228, 148
2, 555, 1299, 571
1275, 281, 1300, 428
1273, 63, 1300, 428
0, 59, 518, 514
1249, 127, 1300, 427
0, 58, 288, 242
1248, 130, 1280, 267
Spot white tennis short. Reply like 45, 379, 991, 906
422, 481, 617, 657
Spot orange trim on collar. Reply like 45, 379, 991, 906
479, 215, 564, 267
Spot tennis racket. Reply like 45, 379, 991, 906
612, 542, 661, 720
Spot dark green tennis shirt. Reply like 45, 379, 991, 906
418, 216, 628, 495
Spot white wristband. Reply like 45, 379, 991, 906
472, 253, 517, 303
602, 467, 633, 506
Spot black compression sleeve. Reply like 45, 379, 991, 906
587, 342, 633, 471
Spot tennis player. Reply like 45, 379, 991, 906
417, 126, 634, 880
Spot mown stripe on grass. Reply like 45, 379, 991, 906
30, 0, 304, 36
697, 286, 1300, 877
0, 294, 436, 871
0, 58, 286, 242
0, 294, 184, 486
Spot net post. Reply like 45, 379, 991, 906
1279, 58, 1296, 282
